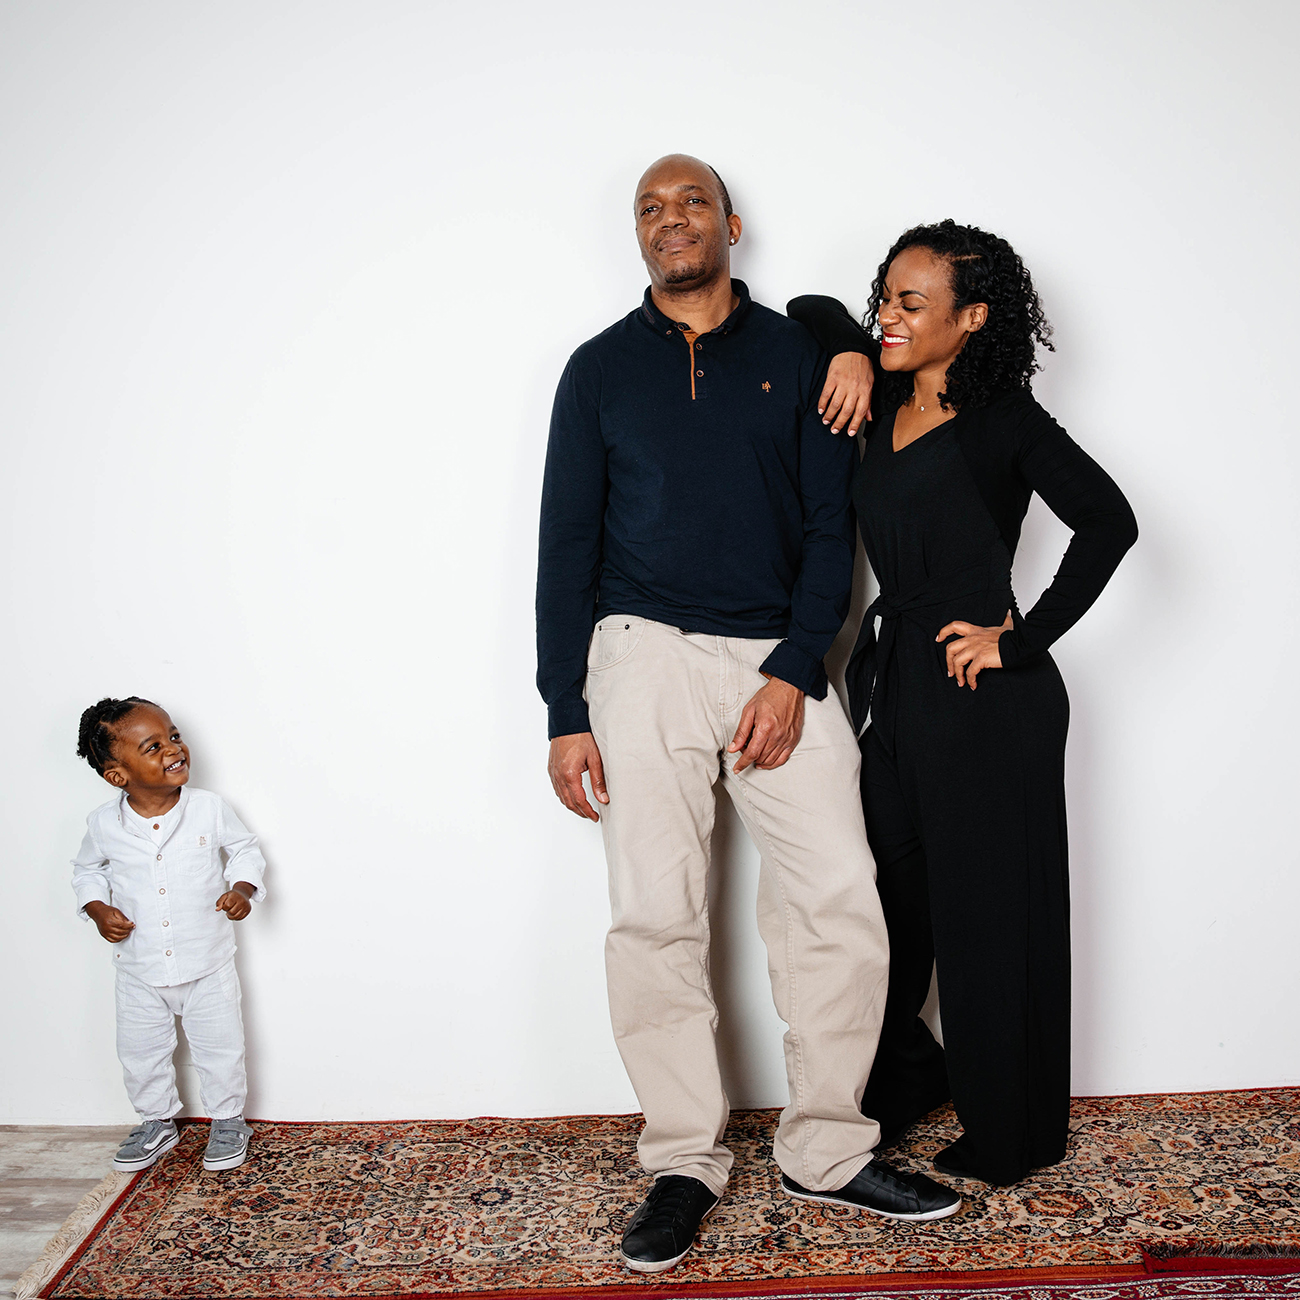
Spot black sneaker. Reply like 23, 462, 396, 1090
781, 1158, 961, 1221
619, 1174, 719, 1273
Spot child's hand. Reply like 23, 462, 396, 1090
216, 884, 255, 921
84, 902, 135, 943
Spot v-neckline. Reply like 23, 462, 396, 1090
889, 404, 959, 455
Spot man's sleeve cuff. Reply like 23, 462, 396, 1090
759, 641, 828, 700
547, 695, 591, 740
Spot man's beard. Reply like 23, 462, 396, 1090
663, 256, 712, 286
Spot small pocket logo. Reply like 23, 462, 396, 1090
198, 836, 207, 846
761, 381, 771, 392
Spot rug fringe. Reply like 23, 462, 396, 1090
1142, 1240, 1300, 1276
1145, 1241, 1300, 1260
13, 1170, 132, 1300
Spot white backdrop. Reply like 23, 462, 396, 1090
2, 0, 1297, 1124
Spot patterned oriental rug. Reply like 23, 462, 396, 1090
27, 1089, 1300, 1300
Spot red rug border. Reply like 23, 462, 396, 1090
326, 1259, 1300, 1300
42, 1261, 1300, 1300
350, 1263, 1154, 1299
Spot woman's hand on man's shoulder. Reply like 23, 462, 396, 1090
818, 352, 874, 436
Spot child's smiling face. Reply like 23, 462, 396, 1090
102, 704, 191, 798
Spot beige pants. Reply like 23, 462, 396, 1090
585, 615, 889, 1196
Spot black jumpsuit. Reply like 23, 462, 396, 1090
789, 297, 1139, 1186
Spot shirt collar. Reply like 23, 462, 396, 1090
117, 785, 190, 840
639, 278, 753, 337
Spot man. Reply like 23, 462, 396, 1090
536, 155, 959, 1274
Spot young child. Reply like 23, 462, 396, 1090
72, 696, 266, 1173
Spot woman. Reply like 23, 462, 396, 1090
788, 220, 1137, 1187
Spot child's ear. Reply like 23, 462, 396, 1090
103, 765, 128, 789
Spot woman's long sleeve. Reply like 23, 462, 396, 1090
787, 295, 881, 363
998, 398, 1138, 668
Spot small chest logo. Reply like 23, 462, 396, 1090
198, 836, 207, 847
761, 381, 771, 392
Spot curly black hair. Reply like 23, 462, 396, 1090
866, 219, 1053, 411
77, 696, 158, 775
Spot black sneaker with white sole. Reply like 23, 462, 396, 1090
781, 1158, 961, 1220
112, 1118, 180, 1171
620, 1174, 719, 1273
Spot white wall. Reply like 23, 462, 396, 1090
2, 0, 1296, 1124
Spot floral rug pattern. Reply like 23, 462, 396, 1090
44, 1089, 1300, 1297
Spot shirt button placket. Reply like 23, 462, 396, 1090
156, 851, 174, 971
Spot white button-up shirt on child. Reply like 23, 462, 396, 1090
72, 786, 267, 987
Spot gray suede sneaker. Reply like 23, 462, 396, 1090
112, 1119, 180, 1171
203, 1117, 253, 1171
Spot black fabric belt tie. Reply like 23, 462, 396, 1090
845, 542, 1014, 750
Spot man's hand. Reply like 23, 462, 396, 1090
818, 351, 875, 435
548, 732, 608, 822
216, 882, 256, 921
84, 901, 135, 943
937, 611, 1014, 689
728, 676, 805, 773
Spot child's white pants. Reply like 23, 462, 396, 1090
115, 960, 246, 1122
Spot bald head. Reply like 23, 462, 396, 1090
634, 154, 742, 296
635, 154, 732, 218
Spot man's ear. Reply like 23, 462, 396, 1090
728, 214, 742, 247
103, 765, 128, 789
963, 302, 989, 333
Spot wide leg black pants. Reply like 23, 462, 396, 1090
860, 646, 1073, 1187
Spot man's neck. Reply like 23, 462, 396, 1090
651, 272, 738, 334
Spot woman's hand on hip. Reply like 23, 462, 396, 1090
937, 611, 1014, 689
818, 351, 874, 435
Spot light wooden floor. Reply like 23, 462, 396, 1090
0, 1126, 124, 1299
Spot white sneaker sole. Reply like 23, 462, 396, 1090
782, 1183, 961, 1221
618, 1199, 717, 1272
203, 1142, 250, 1171
112, 1129, 180, 1172
619, 1244, 692, 1274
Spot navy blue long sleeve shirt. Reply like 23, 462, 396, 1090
536, 281, 857, 739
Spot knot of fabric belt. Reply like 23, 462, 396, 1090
844, 547, 1013, 746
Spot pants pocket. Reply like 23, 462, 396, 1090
586, 615, 646, 672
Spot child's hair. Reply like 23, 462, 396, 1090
77, 696, 159, 775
